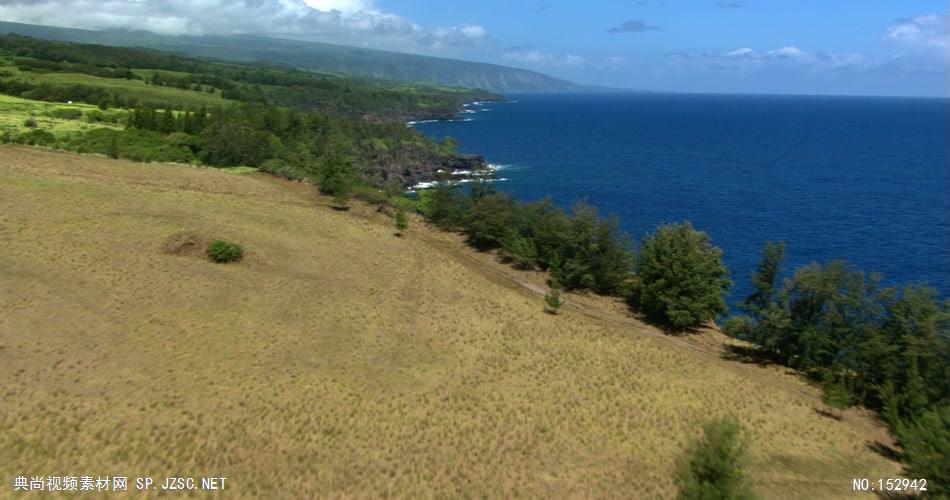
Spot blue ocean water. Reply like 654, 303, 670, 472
414, 93, 950, 309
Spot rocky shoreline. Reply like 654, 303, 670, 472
396, 99, 504, 189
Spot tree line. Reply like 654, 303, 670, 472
413, 176, 732, 329
726, 242, 949, 495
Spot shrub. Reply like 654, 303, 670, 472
312, 140, 360, 210
632, 222, 731, 329
394, 208, 408, 236
675, 415, 758, 500
206, 240, 243, 263
50, 107, 83, 120
16, 129, 56, 146
502, 234, 538, 269
895, 406, 950, 497
23, 117, 38, 128
545, 280, 564, 315
820, 370, 851, 419
352, 185, 389, 205
85, 109, 104, 123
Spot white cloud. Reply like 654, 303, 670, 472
603, 56, 630, 70
302, 0, 372, 14
0, 0, 489, 50
884, 14, 948, 50
668, 45, 865, 73
502, 49, 585, 68
875, 14, 949, 75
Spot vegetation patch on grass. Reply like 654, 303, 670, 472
206, 239, 244, 263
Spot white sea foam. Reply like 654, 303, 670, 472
406, 119, 440, 127
409, 173, 508, 191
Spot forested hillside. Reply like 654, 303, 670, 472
0, 33, 500, 186
0, 21, 580, 92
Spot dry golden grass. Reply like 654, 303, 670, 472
0, 145, 901, 498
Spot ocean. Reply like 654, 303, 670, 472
412, 93, 950, 309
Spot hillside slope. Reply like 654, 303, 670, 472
0, 146, 900, 498
0, 21, 579, 92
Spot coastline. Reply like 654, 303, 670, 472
406, 99, 508, 190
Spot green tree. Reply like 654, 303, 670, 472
464, 192, 518, 249
555, 203, 634, 295
394, 208, 408, 236
742, 241, 785, 315
503, 234, 538, 269
633, 222, 731, 329
106, 132, 119, 159
420, 173, 465, 229
545, 279, 564, 315
198, 119, 274, 167
820, 370, 851, 419
159, 108, 175, 134
895, 406, 950, 497
675, 415, 758, 500
314, 140, 361, 208
725, 241, 793, 354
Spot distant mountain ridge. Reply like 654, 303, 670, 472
0, 21, 580, 93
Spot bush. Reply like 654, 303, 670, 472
206, 240, 243, 263
675, 416, 758, 500
394, 208, 408, 236
50, 107, 83, 120
23, 117, 38, 128
545, 280, 564, 315
16, 129, 56, 146
895, 406, 950, 497
632, 222, 731, 329
352, 185, 389, 205
85, 109, 104, 123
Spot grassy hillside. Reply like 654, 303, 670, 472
0, 21, 579, 93
0, 93, 122, 135
0, 146, 902, 498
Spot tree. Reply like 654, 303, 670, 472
198, 119, 274, 167
314, 139, 360, 208
106, 132, 119, 159
420, 173, 465, 229
503, 234, 538, 269
394, 208, 408, 236
675, 415, 758, 500
545, 279, 564, 315
820, 370, 851, 419
159, 108, 175, 134
725, 241, 792, 354
895, 406, 950, 497
464, 192, 518, 249
633, 222, 731, 329
555, 203, 634, 295
742, 241, 785, 315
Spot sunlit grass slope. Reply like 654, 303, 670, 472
0, 146, 901, 498
0, 94, 124, 137
1, 60, 226, 109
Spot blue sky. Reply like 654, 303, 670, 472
1, 0, 946, 96
379, 0, 948, 96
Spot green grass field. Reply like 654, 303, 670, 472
0, 146, 903, 498
0, 93, 124, 138
2, 62, 225, 109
